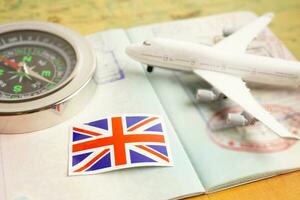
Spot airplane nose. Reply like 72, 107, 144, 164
125, 44, 140, 59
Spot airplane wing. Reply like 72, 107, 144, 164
193, 69, 300, 139
215, 12, 274, 53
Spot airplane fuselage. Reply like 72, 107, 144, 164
126, 38, 300, 87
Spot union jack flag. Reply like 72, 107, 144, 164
69, 114, 172, 175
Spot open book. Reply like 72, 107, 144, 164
1, 11, 300, 200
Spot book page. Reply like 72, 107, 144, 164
0, 137, 6, 200
0, 29, 204, 200
127, 11, 300, 191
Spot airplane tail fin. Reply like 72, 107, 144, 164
262, 12, 274, 20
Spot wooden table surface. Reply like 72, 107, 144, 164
1, 0, 300, 199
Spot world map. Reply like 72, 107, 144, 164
0, 0, 299, 58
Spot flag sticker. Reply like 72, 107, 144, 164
69, 114, 173, 175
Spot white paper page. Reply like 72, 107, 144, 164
0, 139, 5, 199
127, 11, 300, 190
0, 29, 204, 200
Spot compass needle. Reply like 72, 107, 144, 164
22, 63, 55, 85
0, 56, 20, 70
28, 69, 55, 84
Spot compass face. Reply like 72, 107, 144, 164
0, 30, 77, 102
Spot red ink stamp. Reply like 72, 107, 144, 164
207, 104, 300, 153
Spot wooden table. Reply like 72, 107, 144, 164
1, 0, 299, 199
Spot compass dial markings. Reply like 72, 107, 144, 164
0, 30, 77, 101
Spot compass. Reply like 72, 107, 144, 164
0, 21, 96, 133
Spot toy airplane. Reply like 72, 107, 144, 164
126, 13, 300, 140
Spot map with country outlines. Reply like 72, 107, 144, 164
0, 0, 299, 58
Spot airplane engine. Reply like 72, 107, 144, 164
196, 89, 225, 102
226, 111, 257, 126
222, 26, 235, 37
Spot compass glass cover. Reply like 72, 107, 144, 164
0, 30, 77, 102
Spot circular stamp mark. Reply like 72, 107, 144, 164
207, 104, 300, 153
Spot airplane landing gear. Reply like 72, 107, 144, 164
147, 65, 154, 73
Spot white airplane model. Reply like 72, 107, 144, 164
126, 13, 300, 140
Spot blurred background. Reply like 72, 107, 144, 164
0, 0, 299, 58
